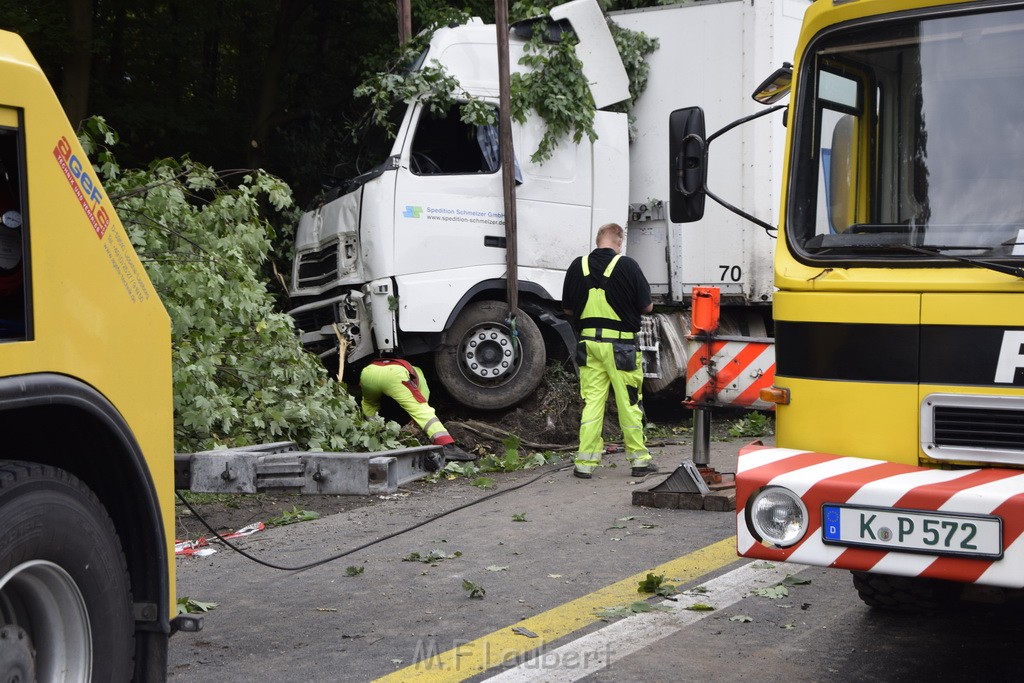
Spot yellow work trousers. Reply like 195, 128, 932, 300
359, 363, 454, 446
574, 340, 650, 473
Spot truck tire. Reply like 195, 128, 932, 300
435, 301, 546, 410
851, 570, 959, 612
0, 461, 134, 682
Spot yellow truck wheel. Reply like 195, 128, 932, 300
851, 571, 959, 613
0, 461, 134, 681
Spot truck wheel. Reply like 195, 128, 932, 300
435, 301, 546, 410
0, 461, 134, 682
851, 571, 959, 612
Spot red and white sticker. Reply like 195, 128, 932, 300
685, 338, 775, 410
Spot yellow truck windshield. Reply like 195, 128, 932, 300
788, 5, 1024, 264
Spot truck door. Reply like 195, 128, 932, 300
392, 102, 506, 278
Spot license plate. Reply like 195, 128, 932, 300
821, 504, 1003, 559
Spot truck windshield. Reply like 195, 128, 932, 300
789, 6, 1024, 265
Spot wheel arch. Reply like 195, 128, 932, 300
0, 374, 170, 655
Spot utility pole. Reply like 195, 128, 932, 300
397, 0, 412, 45
494, 0, 519, 320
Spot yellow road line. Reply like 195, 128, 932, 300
375, 537, 738, 682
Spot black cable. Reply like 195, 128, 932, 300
175, 461, 575, 573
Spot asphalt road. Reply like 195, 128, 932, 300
168, 436, 1024, 682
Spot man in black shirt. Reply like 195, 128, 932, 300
562, 223, 656, 479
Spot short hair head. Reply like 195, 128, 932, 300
595, 223, 625, 251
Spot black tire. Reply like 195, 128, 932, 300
0, 461, 134, 681
851, 570, 960, 613
435, 300, 546, 410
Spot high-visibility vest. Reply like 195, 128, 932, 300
578, 253, 630, 332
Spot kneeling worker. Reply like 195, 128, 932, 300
359, 357, 476, 470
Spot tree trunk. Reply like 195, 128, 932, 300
247, 0, 313, 169
60, 0, 94, 127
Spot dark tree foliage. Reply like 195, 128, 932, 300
0, 0, 658, 207
1, 0, 489, 205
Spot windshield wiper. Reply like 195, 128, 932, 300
891, 244, 1024, 278
803, 234, 1024, 278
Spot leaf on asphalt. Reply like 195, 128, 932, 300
618, 516, 636, 521
753, 585, 789, 600
686, 585, 710, 595
607, 524, 627, 530
751, 562, 776, 569
512, 513, 528, 522
177, 597, 218, 614
782, 623, 796, 629
471, 477, 496, 490
782, 575, 811, 586
640, 524, 659, 529
595, 601, 672, 621
685, 603, 715, 611
729, 614, 754, 623
463, 579, 486, 599
403, 549, 462, 564
345, 566, 364, 577
512, 626, 538, 638
486, 565, 509, 572
266, 506, 320, 527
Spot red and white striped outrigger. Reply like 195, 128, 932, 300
684, 287, 775, 411
736, 444, 1024, 588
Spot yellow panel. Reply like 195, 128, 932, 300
774, 290, 920, 324
774, 376, 920, 465
922, 294, 1024, 327
0, 106, 17, 127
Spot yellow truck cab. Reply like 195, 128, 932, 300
726, 0, 1024, 608
0, 30, 175, 679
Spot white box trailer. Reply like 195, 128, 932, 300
288, 0, 809, 408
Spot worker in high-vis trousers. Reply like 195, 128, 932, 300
562, 223, 656, 479
359, 357, 476, 470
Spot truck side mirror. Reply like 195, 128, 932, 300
669, 106, 707, 223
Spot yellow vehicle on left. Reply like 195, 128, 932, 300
0, 30, 177, 681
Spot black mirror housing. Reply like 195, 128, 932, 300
669, 106, 707, 223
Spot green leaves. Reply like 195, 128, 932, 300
463, 580, 486, 599
637, 572, 677, 597
595, 601, 671, 621
728, 412, 775, 438
177, 597, 218, 615
266, 506, 320, 527
403, 549, 462, 566
81, 120, 404, 455
353, 4, 660, 165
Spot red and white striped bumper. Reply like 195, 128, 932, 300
736, 446, 1024, 588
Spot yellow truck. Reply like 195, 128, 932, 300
0, 30, 177, 679
675, 0, 1024, 608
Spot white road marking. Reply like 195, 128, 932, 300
483, 560, 807, 682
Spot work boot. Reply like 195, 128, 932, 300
572, 469, 592, 479
630, 462, 659, 477
442, 444, 477, 462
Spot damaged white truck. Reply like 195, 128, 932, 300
288, 0, 809, 409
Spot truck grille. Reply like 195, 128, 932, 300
296, 243, 339, 289
289, 306, 337, 334
933, 406, 1024, 451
